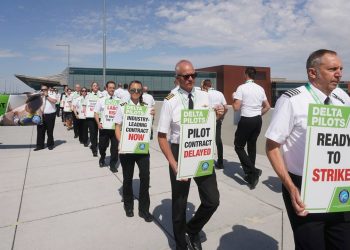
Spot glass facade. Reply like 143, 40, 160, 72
271, 80, 349, 106
67, 67, 217, 100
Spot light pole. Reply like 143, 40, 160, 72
103, 0, 106, 85
56, 44, 70, 68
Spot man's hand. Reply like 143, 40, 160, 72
214, 104, 224, 120
98, 123, 103, 129
289, 185, 308, 216
170, 161, 188, 182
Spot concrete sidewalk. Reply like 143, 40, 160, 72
0, 120, 293, 250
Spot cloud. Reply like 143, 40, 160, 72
30, 0, 350, 80
0, 49, 21, 58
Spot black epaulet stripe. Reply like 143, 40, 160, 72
331, 93, 345, 104
120, 102, 127, 106
165, 93, 175, 100
283, 88, 301, 98
141, 102, 147, 106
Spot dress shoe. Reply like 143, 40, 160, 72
244, 173, 259, 190
99, 158, 105, 167
92, 152, 98, 157
48, 146, 54, 150
33, 147, 44, 151
125, 208, 134, 217
110, 164, 118, 173
139, 210, 153, 222
256, 168, 262, 176
215, 162, 224, 169
84, 143, 89, 147
186, 233, 202, 250
74, 135, 78, 138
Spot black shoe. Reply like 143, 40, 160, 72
48, 146, 54, 150
74, 135, 78, 138
33, 147, 44, 151
110, 166, 118, 173
248, 173, 259, 190
99, 158, 105, 167
84, 143, 89, 147
139, 210, 153, 222
125, 208, 134, 217
93, 152, 98, 157
215, 162, 224, 169
256, 168, 262, 176
186, 233, 202, 250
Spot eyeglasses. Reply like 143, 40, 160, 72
40, 88, 48, 91
177, 72, 197, 80
129, 88, 143, 94
81, 90, 87, 92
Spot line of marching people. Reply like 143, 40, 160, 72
57, 80, 156, 223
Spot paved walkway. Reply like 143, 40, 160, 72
0, 119, 293, 250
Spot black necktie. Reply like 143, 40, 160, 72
324, 97, 330, 105
188, 93, 193, 109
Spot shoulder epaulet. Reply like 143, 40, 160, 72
120, 102, 127, 106
331, 93, 345, 104
283, 88, 301, 98
165, 93, 175, 100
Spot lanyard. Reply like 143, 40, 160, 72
305, 83, 322, 104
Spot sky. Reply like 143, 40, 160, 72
1, 0, 350, 93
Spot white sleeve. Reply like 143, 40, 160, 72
113, 105, 123, 124
261, 88, 267, 101
94, 99, 102, 113
220, 92, 227, 105
233, 86, 243, 100
265, 96, 294, 144
49, 92, 57, 101
157, 100, 172, 134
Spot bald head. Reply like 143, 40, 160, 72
175, 60, 193, 76
75, 84, 81, 92
175, 59, 196, 93
143, 86, 149, 93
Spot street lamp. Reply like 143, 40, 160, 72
103, 0, 106, 85
56, 44, 70, 68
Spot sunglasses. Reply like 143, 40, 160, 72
81, 90, 87, 92
177, 72, 197, 80
41, 89, 48, 91
129, 88, 143, 94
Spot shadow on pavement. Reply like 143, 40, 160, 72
54, 139, 66, 147
222, 160, 249, 187
217, 225, 278, 250
262, 176, 282, 193
0, 144, 35, 149
152, 198, 199, 250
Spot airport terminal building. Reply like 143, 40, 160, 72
16, 65, 349, 106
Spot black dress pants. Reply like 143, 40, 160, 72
55, 104, 60, 117
86, 118, 98, 153
170, 144, 220, 250
120, 153, 150, 212
216, 119, 223, 164
98, 129, 118, 164
283, 173, 350, 250
234, 115, 262, 175
36, 112, 56, 148
78, 119, 88, 144
72, 114, 79, 137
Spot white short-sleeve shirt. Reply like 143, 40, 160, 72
157, 87, 210, 144
208, 89, 227, 107
43, 92, 57, 114
265, 84, 350, 176
233, 80, 267, 117
142, 93, 155, 107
